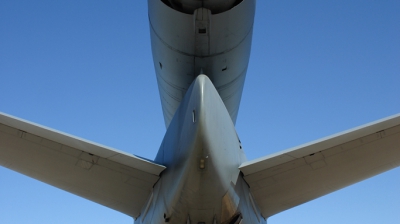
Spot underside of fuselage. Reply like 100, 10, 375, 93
136, 75, 264, 223
141, 0, 261, 222
149, 0, 255, 128
1, 1, 399, 224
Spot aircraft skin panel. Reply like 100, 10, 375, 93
239, 113, 400, 218
1, 0, 400, 223
0, 112, 165, 218
148, 0, 255, 127
136, 75, 266, 223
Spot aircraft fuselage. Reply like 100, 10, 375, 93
136, 0, 262, 223
149, 0, 255, 128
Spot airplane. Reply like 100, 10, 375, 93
0, 2, 396, 224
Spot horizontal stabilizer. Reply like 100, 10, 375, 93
239, 114, 400, 218
0, 112, 165, 218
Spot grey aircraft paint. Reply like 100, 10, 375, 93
1, 0, 399, 224
136, 75, 262, 223
143, 0, 262, 222
149, 0, 255, 128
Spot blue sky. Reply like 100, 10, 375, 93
1, 1, 399, 223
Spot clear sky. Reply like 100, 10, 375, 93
1, 1, 399, 223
